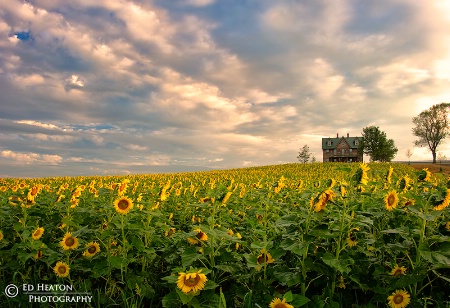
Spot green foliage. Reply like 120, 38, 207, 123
358, 126, 398, 162
0, 162, 450, 307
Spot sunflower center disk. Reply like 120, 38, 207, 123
118, 200, 129, 210
394, 294, 404, 304
388, 195, 396, 206
58, 266, 67, 274
88, 246, 96, 253
65, 238, 74, 246
258, 254, 268, 264
184, 275, 200, 287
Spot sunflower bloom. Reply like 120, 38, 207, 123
53, 261, 70, 278
187, 237, 199, 245
385, 190, 399, 211
60, 232, 79, 250
269, 297, 294, 308
32, 227, 44, 240
177, 270, 207, 294
446, 222, 450, 231
165, 227, 176, 237
27, 186, 40, 203
34, 250, 43, 260
0, 230, 3, 241
83, 242, 100, 258
387, 290, 410, 308
256, 249, 275, 270
117, 179, 129, 196
113, 196, 134, 214
194, 228, 208, 241
314, 189, 335, 212
434, 189, 450, 211
386, 166, 394, 184
418, 168, 432, 182
390, 265, 407, 276
398, 176, 412, 192
357, 163, 370, 185
346, 227, 359, 248
347, 234, 357, 247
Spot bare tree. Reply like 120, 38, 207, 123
297, 145, 311, 164
438, 152, 447, 172
412, 103, 450, 163
406, 149, 413, 165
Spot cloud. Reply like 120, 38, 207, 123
1, 0, 450, 177
1, 150, 62, 165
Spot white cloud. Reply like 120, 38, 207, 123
15, 120, 59, 130
1, 150, 62, 165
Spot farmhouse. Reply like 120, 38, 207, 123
322, 133, 363, 162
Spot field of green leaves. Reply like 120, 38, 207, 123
1, 162, 450, 307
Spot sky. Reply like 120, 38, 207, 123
1, 0, 450, 178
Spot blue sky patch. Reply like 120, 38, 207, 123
14, 31, 31, 41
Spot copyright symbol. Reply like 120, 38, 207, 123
4, 284, 19, 298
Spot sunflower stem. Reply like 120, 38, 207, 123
120, 214, 126, 282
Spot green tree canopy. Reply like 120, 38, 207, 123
358, 126, 398, 162
412, 102, 450, 163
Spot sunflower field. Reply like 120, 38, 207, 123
1, 162, 450, 307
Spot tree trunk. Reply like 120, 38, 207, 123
432, 151, 437, 164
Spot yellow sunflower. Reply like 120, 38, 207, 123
60, 232, 79, 250
27, 186, 40, 203
256, 249, 275, 270
390, 265, 407, 276
113, 196, 134, 215
386, 166, 394, 184
347, 234, 357, 247
0, 230, 3, 241
83, 242, 100, 257
165, 227, 176, 237
177, 270, 207, 294
269, 297, 294, 308
187, 237, 199, 245
398, 176, 412, 192
32, 227, 44, 240
358, 163, 370, 185
194, 228, 208, 241
53, 261, 70, 278
314, 189, 335, 212
434, 189, 450, 211
34, 250, 43, 260
387, 290, 410, 308
446, 221, 450, 231
385, 190, 399, 211
346, 227, 359, 248
418, 168, 432, 182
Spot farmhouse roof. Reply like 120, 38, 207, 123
322, 134, 362, 150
